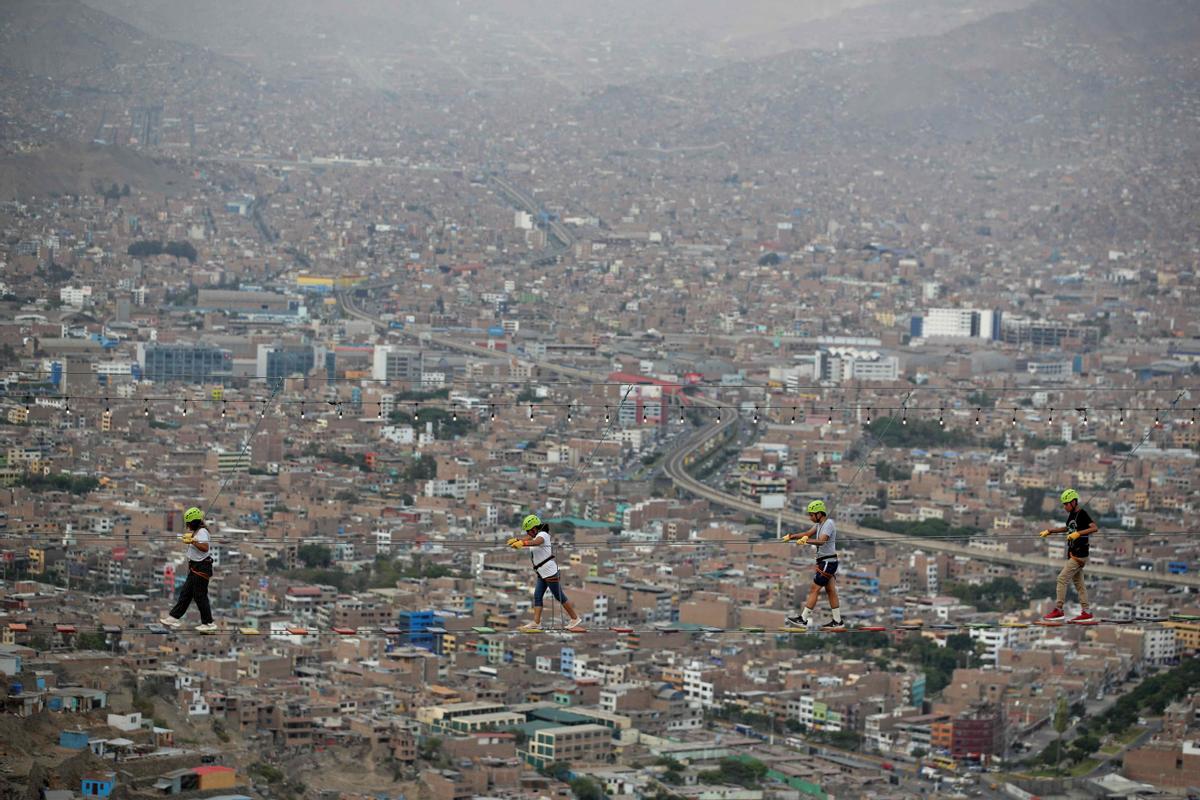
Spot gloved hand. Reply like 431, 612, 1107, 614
1038, 530, 1052, 538
506, 537, 525, 549
181, 533, 195, 544
1066, 531, 1081, 542
796, 535, 810, 546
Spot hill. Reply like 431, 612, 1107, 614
0, 143, 191, 200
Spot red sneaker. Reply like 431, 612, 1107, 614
1070, 612, 1094, 623
1043, 608, 1065, 620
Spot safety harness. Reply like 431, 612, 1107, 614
530, 526, 557, 578
814, 556, 838, 581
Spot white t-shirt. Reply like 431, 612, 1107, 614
187, 526, 211, 562
528, 531, 558, 579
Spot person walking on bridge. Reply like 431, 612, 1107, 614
508, 514, 585, 632
1040, 489, 1097, 622
160, 506, 217, 632
784, 500, 844, 629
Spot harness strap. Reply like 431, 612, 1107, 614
814, 562, 837, 580
189, 567, 211, 581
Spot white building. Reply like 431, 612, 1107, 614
60, 286, 93, 307
683, 663, 716, 708
371, 345, 423, 382
1142, 626, 1177, 665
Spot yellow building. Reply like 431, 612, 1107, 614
296, 275, 366, 292
1166, 620, 1200, 655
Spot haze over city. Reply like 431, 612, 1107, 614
0, 2, 1198, 800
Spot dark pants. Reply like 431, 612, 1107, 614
813, 557, 839, 587
170, 558, 213, 623
533, 573, 567, 607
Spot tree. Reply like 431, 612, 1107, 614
297, 544, 332, 568
568, 776, 605, 800
1053, 696, 1069, 776
1022, 487, 1047, 518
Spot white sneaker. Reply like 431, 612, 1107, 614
159, 616, 182, 628
566, 618, 585, 631
195, 623, 218, 633
518, 621, 541, 632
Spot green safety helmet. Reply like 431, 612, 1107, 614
522, 514, 542, 531
1060, 489, 1079, 505
184, 506, 204, 523
806, 500, 827, 515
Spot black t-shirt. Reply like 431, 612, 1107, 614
1065, 507, 1094, 558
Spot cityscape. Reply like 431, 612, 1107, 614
1, 1, 1198, 799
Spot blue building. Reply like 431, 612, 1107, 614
82, 773, 115, 798
138, 343, 233, 385
59, 730, 89, 749
397, 611, 442, 653
560, 646, 575, 678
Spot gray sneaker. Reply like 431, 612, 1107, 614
159, 616, 182, 628
195, 623, 218, 633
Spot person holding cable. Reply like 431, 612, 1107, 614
508, 514, 584, 632
1040, 488, 1097, 622
160, 506, 217, 632
783, 500, 844, 629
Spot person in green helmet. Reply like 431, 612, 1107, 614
507, 514, 584, 632
783, 500, 843, 629
1039, 489, 1098, 622
160, 506, 217, 632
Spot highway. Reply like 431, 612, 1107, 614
490, 173, 575, 251
663, 412, 1200, 590
341, 287, 1200, 590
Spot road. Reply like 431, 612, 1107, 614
340, 289, 1200, 589
663, 412, 1200, 590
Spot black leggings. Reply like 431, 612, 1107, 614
169, 558, 213, 624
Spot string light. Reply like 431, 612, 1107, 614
337, 403, 343, 419
1119, 408, 1124, 425
754, 406, 760, 425
143, 399, 149, 417
679, 407, 684, 424
260, 400, 267, 418
1011, 411, 1017, 426
604, 406, 609, 424
377, 402, 383, 419
1154, 409, 1160, 426
1048, 408, 1054, 425
1191, 409, 1196, 426
938, 408, 945, 427
1081, 408, 1088, 426
453, 405, 459, 422
182, 399, 188, 416
975, 408, 981, 425
902, 409, 907, 426
827, 407, 833, 425
490, 405, 496, 422
529, 403, 534, 421
414, 404, 420, 422
791, 407, 797, 424
25, 395, 31, 412
222, 400, 227, 418
65, 397, 71, 415
104, 398, 110, 413
300, 402, 306, 420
